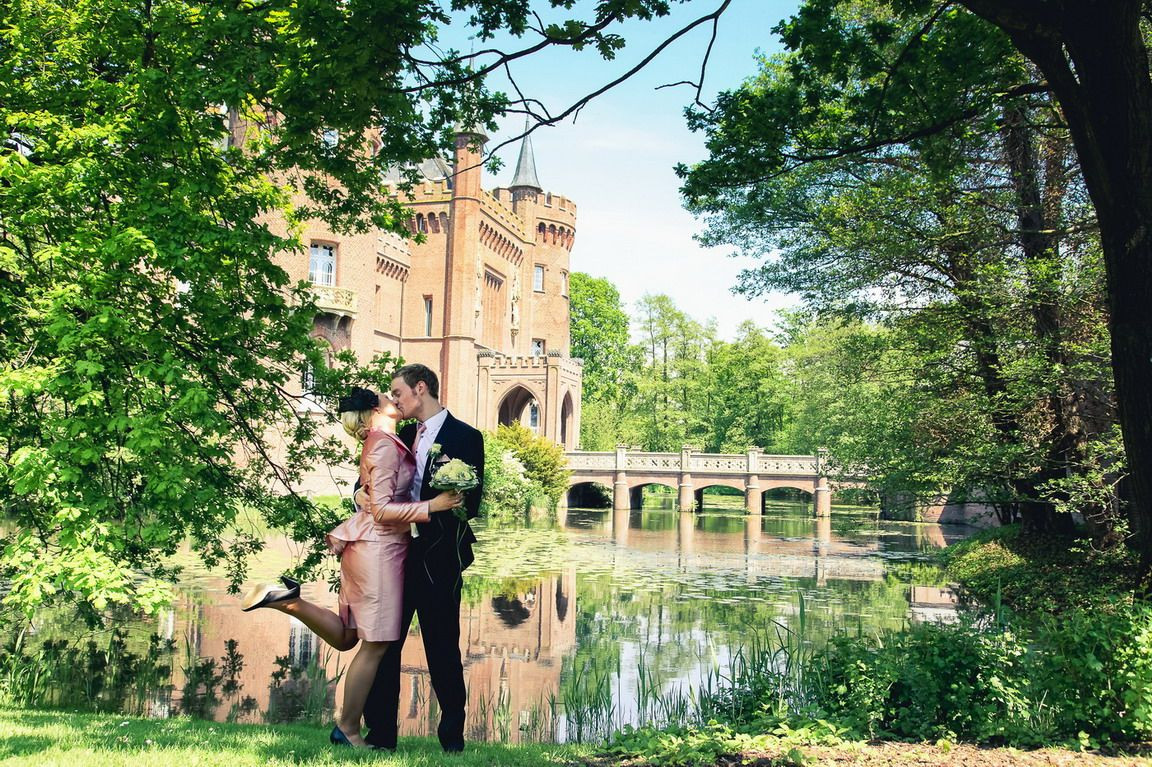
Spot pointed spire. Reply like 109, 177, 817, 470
509, 122, 542, 195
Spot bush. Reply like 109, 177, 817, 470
490, 423, 570, 503
479, 437, 537, 518
812, 621, 1033, 743
944, 525, 1138, 615
807, 605, 1152, 746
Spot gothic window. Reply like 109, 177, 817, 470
531, 338, 545, 356
309, 242, 336, 286
423, 295, 433, 336
528, 401, 539, 431
533, 264, 544, 292
561, 270, 569, 297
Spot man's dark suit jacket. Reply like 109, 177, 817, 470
398, 411, 485, 587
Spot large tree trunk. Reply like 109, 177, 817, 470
961, 0, 1152, 574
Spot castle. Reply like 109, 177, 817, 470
276, 128, 583, 460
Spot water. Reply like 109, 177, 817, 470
0, 500, 972, 743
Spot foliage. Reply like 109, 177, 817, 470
478, 435, 538, 518
607, 720, 830, 767
678, 0, 1152, 552
811, 606, 1152, 747
944, 526, 1139, 615
812, 621, 1035, 743
490, 423, 570, 503
569, 272, 633, 403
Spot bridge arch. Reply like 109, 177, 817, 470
626, 480, 678, 510
568, 480, 611, 508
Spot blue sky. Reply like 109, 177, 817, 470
455, 0, 802, 339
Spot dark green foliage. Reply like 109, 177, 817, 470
945, 525, 1139, 615
813, 622, 1033, 743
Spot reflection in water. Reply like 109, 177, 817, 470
2, 502, 972, 743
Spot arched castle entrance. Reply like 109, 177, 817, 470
497, 384, 543, 433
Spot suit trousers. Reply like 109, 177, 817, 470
363, 565, 465, 750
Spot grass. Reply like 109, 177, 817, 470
0, 707, 594, 767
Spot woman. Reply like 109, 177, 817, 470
241, 386, 461, 747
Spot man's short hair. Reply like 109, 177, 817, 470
394, 363, 440, 399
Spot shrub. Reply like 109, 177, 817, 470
944, 525, 1138, 615
811, 621, 1033, 743
479, 437, 537, 518
490, 423, 570, 503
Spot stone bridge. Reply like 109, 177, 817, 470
566, 447, 832, 516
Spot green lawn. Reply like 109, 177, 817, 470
0, 708, 594, 767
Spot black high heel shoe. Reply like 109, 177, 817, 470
330, 725, 354, 746
239, 578, 300, 612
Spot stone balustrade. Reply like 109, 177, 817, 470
311, 285, 357, 317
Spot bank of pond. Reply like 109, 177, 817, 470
1, 504, 1149, 764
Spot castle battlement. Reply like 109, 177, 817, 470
479, 190, 529, 240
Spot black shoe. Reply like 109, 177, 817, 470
330, 725, 353, 746
240, 580, 300, 611
280, 575, 301, 591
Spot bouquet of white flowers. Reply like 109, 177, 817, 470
429, 457, 480, 492
429, 457, 480, 521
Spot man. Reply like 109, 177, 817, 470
363, 363, 485, 752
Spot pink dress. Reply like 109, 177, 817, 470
327, 428, 430, 641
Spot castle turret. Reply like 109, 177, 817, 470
509, 128, 543, 207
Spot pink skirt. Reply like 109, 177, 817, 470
337, 536, 408, 641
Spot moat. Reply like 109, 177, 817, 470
2, 501, 972, 743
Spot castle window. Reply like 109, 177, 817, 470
531, 338, 545, 357
528, 401, 539, 431
423, 295, 433, 336
309, 242, 336, 286
416, 213, 427, 233
533, 264, 544, 292
561, 271, 569, 297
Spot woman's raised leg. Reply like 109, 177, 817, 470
267, 599, 359, 652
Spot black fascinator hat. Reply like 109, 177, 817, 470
338, 386, 380, 413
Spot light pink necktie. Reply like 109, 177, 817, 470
410, 422, 427, 538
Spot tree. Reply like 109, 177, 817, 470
680, 1, 1133, 543
569, 272, 633, 402
0, 0, 725, 615
701, 322, 789, 453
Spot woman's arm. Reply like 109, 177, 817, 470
364, 435, 431, 525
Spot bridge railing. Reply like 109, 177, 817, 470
565, 449, 821, 477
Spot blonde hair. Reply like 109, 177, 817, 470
341, 409, 373, 441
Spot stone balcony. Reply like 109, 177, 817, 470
311, 284, 357, 318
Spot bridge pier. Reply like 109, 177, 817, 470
678, 474, 695, 511
613, 471, 630, 510
745, 474, 762, 514
814, 476, 831, 517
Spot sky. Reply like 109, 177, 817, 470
453, 0, 802, 340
